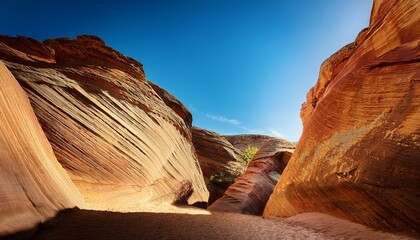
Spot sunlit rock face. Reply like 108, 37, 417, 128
148, 80, 192, 128
224, 134, 295, 154
264, 0, 420, 234
0, 35, 209, 206
0, 61, 85, 236
208, 136, 294, 215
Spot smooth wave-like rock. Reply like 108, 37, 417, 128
209, 135, 294, 215
264, 0, 420, 234
0, 35, 208, 207
0, 61, 85, 236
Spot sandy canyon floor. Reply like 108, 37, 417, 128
31, 204, 413, 240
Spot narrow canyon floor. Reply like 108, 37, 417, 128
31, 204, 413, 240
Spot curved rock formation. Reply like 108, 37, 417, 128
209, 135, 294, 214
0, 35, 208, 207
148, 81, 192, 128
264, 0, 420, 234
0, 61, 85, 236
192, 127, 241, 180
224, 134, 295, 155
191, 127, 241, 204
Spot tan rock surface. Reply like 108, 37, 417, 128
0, 35, 208, 207
264, 0, 420, 234
148, 80, 192, 128
224, 134, 295, 158
0, 61, 85, 236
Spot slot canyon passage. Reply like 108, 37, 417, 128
0, 0, 419, 239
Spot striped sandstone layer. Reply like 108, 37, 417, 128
0, 35, 208, 207
0, 61, 85, 236
264, 0, 420, 235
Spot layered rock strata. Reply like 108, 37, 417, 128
192, 127, 241, 180
0, 61, 85, 236
209, 137, 294, 214
224, 134, 295, 153
0, 35, 209, 206
191, 127, 241, 204
264, 0, 420, 234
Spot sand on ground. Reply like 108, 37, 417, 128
32, 204, 415, 240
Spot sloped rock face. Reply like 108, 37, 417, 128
192, 127, 241, 180
224, 134, 295, 154
148, 81, 192, 128
0, 61, 85, 236
0, 35, 208, 206
209, 136, 294, 215
264, 0, 420, 234
191, 127, 241, 204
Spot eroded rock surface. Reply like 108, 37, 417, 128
0, 61, 85, 236
191, 127, 241, 204
0, 35, 208, 207
148, 80, 192, 128
209, 135, 294, 215
192, 127, 241, 180
264, 0, 420, 234
224, 134, 295, 156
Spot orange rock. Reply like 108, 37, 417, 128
264, 0, 420, 234
224, 134, 295, 155
209, 135, 294, 215
191, 127, 241, 204
0, 61, 85, 236
192, 127, 241, 180
148, 80, 192, 128
0, 35, 208, 207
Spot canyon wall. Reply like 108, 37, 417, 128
191, 127, 241, 204
224, 134, 295, 153
264, 0, 420, 234
192, 127, 241, 180
209, 137, 294, 215
0, 61, 85, 236
0, 35, 209, 207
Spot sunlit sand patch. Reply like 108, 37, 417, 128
83, 202, 211, 215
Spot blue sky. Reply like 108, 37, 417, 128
1, 0, 372, 141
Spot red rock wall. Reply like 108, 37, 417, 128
191, 127, 242, 205
0, 35, 208, 207
191, 127, 241, 180
264, 0, 420, 234
208, 134, 294, 215
0, 61, 85, 236
224, 134, 295, 154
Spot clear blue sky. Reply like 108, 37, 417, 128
1, 0, 372, 141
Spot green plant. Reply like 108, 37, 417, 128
209, 172, 236, 185
238, 146, 259, 166
209, 146, 259, 186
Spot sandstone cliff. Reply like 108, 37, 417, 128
147, 80, 192, 128
191, 127, 241, 204
0, 61, 85, 236
192, 127, 241, 180
209, 135, 294, 214
264, 0, 420, 234
224, 134, 295, 155
0, 35, 209, 207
